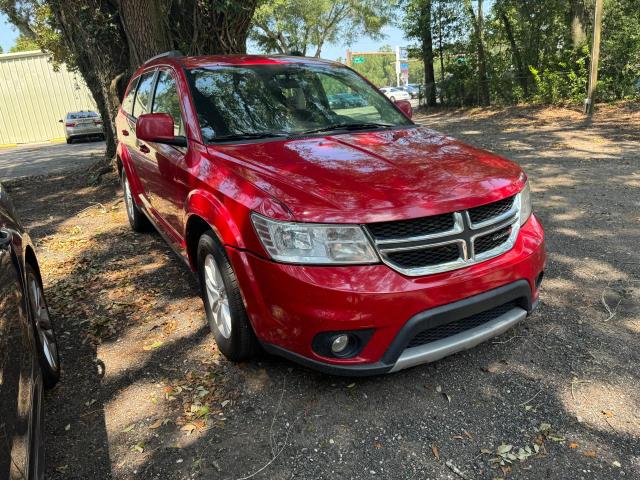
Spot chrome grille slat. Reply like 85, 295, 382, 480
365, 194, 521, 276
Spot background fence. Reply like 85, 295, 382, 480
0, 50, 96, 145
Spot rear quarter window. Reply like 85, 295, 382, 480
122, 77, 139, 115
132, 72, 156, 117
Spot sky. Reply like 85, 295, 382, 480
0, 12, 408, 60
0, 15, 18, 52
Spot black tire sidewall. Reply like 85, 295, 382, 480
196, 231, 257, 361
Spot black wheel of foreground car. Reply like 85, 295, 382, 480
26, 264, 60, 389
122, 171, 152, 232
390, 96, 396, 102
197, 230, 260, 361
66, 138, 72, 144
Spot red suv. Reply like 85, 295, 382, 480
115, 52, 545, 375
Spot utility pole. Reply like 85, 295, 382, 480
584, 0, 603, 115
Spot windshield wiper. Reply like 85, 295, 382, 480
210, 131, 289, 142
301, 122, 393, 135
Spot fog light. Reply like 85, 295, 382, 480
331, 334, 349, 354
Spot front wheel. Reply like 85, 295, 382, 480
197, 231, 260, 361
27, 264, 60, 389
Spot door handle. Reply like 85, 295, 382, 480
121, 130, 129, 136
139, 144, 150, 154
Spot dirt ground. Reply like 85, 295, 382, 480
5, 103, 640, 480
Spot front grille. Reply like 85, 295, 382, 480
474, 226, 512, 255
367, 213, 454, 240
468, 196, 514, 225
407, 302, 517, 348
386, 244, 460, 269
365, 194, 520, 276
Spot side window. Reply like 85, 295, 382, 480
121, 77, 139, 115
132, 72, 155, 118
151, 71, 184, 136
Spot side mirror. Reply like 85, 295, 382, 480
136, 113, 187, 147
395, 100, 413, 119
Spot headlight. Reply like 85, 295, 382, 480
518, 181, 532, 226
251, 213, 378, 264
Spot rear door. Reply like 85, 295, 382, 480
127, 70, 159, 214
0, 228, 35, 480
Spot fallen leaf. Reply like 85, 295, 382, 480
143, 340, 164, 351
497, 444, 513, 455
373, 442, 383, 449
436, 385, 442, 393
451, 435, 464, 440
569, 442, 578, 449
346, 383, 356, 388
583, 450, 597, 458
148, 419, 163, 429
121, 424, 135, 433
601, 410, 614, 417
64, 424, 70, 431
181, 423, 196, 435
612, 461, 621, 468
431, 444, 440, 461
131, 443, 144, 453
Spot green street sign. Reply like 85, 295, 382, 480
353, 56, 365, 64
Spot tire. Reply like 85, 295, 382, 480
197, 230, 260, 361
122, 170, 152, 232
26, 264, 60, 389
66, 138, 72, 144
390, 96, 396, 102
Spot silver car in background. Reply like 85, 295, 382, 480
60, 111, 104, 144
379, 87, 411, 102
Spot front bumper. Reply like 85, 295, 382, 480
228, 215, 545, 375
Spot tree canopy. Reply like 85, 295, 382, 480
251, 0, 396, 57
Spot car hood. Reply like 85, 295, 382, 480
208, 126, 525, 223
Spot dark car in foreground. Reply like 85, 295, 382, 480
0, 182, 60, 479
115, 53, 544, 375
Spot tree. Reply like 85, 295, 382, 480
9, 33, 39, 52
1, 0, 258, 160
251, 0, 396, 58
402, 0, 436, 105
465, 0, 490, 105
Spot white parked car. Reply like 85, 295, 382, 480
379, 87, 411, 102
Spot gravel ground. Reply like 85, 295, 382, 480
5, 104, 639, 480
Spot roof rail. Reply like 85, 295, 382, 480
145, 50, 184, 64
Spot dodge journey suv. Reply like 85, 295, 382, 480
115, 52, 545, 375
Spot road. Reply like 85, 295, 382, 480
0, 140, 106, 180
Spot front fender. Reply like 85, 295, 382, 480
185, 189, 246, 249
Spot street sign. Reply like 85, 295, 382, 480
353, 56, 365, 64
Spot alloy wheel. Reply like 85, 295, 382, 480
29, 275, 58, 373
203, 254, 232, 339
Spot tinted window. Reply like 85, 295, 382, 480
132, 72, 155, 117
152, 71, 184, 136
122, 77, 139, 115
67, 111, 99, 119
187, 64, 412, 143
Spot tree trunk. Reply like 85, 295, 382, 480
570, 0, 587, 47
118, 0, 173, 68
498, 7, 529, 97
420, 0, 437, 106
465, 0, 490, 106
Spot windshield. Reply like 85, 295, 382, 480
186, 64, 413, 142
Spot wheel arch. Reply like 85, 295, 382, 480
184, 190, 247, 271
